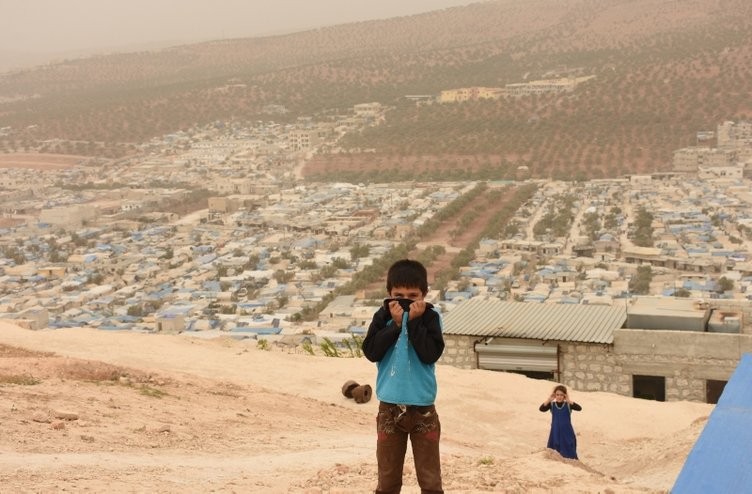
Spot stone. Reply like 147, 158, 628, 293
54, 410, 79, 421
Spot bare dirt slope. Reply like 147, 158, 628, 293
0, 322, 712, 493
0, 153, 85, 170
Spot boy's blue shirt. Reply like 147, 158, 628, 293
364, 307, 444, 406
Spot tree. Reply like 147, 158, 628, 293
127, 305, 144, 317
318, 264, 337, 279
632, 207, 654, 247
273, 269, 293, 283
349, 243, 370, 260
88, 272, 105, 285
161, 247, 174, 260
70, 232, 88, 247
717, 277, 734, 293
331, 257, 350, 269
628, 265, 652, 295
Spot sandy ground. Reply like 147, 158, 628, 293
0, 322, 712, 493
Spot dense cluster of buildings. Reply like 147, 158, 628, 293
2, 111, 752, 404
434, 174, 752, 404
672, 121, 752, 178
0, 103, 462, 337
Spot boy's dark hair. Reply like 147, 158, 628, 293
386, 259, 428, 294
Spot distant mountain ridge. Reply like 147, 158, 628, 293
0, 0, 750, 179
0, 39, 194, 74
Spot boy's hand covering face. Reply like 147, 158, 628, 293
385, 287, 426, 322
383, 297, 413, 311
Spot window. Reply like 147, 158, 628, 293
706, 380, 727, 404
633, 375, 665, 402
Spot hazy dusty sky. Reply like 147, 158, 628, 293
0, 0, 475, 60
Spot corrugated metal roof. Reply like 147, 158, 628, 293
442, 298, 626, 344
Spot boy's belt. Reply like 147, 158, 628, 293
380, 401, 434, 413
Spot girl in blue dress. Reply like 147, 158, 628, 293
539, 385, 582, 459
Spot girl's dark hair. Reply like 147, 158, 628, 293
553, 385, 568, 394
386, 259, 428, 294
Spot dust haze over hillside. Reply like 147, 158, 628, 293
1, 0, 751, 180
0, 0, 476, 72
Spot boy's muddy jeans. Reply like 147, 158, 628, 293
375, 401, 443, 494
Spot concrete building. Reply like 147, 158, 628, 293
438, 87, 503, 103
717, 120, 752, 147
503, 76, 595, 97
39, 204, 97, 229
353, 102, 383, 119
697, 165, 743, 180
156, 314, 185, 333
37, 265, 67, 278
0, 307, 49, 330
440, 297, 752, 403
288, 129, 322, 151
208, 197, 240, 214
672, 147, 736, 172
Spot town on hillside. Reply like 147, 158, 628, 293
1, 107, 752, 401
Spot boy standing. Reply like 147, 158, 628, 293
362, 259, 445, 494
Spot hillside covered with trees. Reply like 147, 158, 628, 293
1, 0, 750, 179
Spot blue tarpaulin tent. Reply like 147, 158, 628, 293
672, 353, 752, 493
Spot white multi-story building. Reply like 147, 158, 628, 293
718, 121, 752, 147
673, 147, 736, 172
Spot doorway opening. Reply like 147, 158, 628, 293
706, 379, 727, 404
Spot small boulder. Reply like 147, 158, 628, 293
54, 410, 79, 421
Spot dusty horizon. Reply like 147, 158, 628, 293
0, 0, 477, 71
